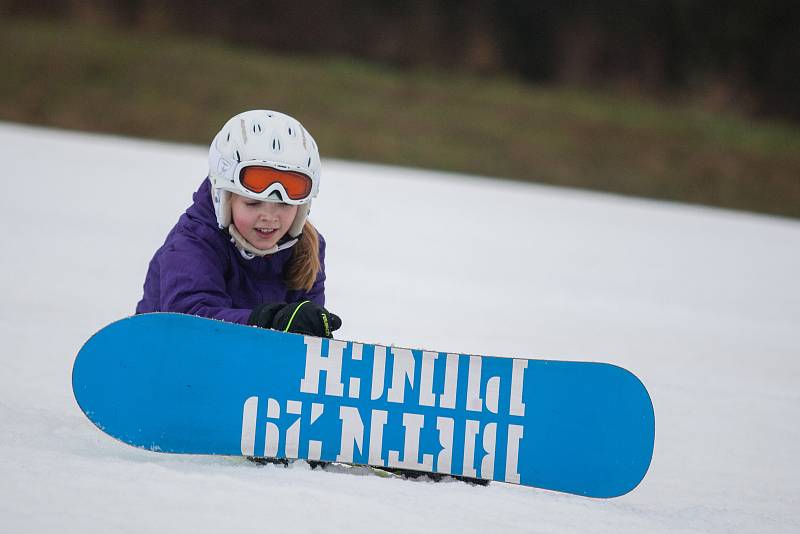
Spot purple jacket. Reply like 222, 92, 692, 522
135, 178, 326, 324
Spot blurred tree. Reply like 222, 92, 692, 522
1, 0, 798, 120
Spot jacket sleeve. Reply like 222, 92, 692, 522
157, 231, 252, 325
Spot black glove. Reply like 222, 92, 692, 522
248, 301, 342, 338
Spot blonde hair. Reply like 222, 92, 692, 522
285, 221, 320, 291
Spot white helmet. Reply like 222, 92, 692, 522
208, 110, 321, 242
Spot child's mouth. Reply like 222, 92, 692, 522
255, 228, 277, 238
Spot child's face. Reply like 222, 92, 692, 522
230, 194, 299, 249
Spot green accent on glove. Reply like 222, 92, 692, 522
283, 300, 311, 333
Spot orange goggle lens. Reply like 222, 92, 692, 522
239, 166, 312, 200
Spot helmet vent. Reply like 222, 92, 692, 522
307, 157, 311, 167
234, 150, 241, 162
272, 138, 281, 152
253, 123, 263, 134
226, 132, 230, 142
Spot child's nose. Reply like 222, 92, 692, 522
258, 204, 280, 220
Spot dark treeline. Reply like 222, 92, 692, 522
4, 0, 799, 121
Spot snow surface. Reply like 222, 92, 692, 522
1, 122, 798, 533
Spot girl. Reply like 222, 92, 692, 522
136, 110, 341, 338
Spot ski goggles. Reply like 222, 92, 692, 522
235, 162, 314, 203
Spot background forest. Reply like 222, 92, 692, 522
2, 1, 799, 217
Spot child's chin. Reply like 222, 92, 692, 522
251, 233, 280, 248
253, 240, 277, 249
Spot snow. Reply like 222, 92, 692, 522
1, 121, 798, 533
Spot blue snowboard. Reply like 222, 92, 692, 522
72, 313, 654, 497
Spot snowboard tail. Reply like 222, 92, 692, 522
73, 313, 655, 497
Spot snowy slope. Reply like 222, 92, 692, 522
0, 122, 798, 533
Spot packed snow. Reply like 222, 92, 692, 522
0, 122, 798, 533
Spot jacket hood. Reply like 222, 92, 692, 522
185, 177, 221, 230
